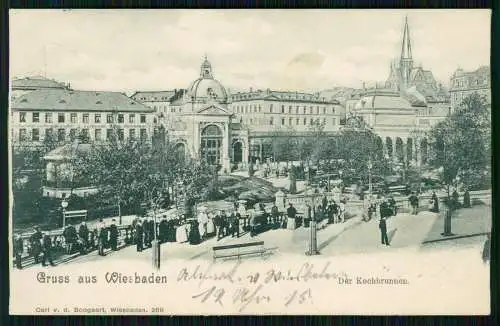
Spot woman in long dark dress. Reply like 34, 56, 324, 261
188, 220, 201, 245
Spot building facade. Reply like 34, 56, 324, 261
449, 66, 491, 110
10, 87, 155, 146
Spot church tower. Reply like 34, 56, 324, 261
399, 16, 414, 88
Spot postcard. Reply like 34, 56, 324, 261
9, 9, 491, 315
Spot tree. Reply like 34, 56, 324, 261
428, 93, 490, 201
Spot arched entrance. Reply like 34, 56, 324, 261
232, 141, 243, 164
200, 125, 223, 165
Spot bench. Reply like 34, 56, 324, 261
213, 241, 265, 261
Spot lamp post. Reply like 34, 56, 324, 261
61, 199, 68, 228
305, 187, 319, 256
151, 195, 161, 271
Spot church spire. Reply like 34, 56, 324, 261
399, 15, 414, 88
400, 15, 412, 61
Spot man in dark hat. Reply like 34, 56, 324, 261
135, 220, 144, 252
109, 219, 119, 251
41, 232, 56, 266
29, 226, 43, 264
379, 216, 390, 246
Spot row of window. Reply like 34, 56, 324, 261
453, 78, 487, 88
18, 112, 148, 124
18, 128, 148, 142
233, 104, 335, 115
258, 117, 337, 126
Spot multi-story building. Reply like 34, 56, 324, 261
130, 90, 177, 123
10, 88, 155, 146
229, 89, 345, 134
449, 66, 491, 110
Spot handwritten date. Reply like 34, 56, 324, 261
192, 285, 313, 311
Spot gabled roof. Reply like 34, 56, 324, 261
12, 76, 67, 90
12, 89, 153, 113
197, 104, 232, 116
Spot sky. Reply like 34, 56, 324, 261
10, 9, 491, 94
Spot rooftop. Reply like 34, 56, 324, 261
12, 76, 68, 90
12, 89, 153, 112
231, 89, 339, 104
130, 90, 177, 102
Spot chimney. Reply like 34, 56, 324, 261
250, 87, 253, 92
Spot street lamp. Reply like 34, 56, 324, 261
61, 199, 69, 228
305, 187, 319, 256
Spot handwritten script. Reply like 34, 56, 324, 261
177, 261, 349, 312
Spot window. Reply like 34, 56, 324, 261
296, 118, 300, 125
332, 107, 335, 114
117, 129, 124, 140
118, 114, 124, 123
83, 114, 89, 123
140, 114, 146, 123
281, 118, 285, 125
129, 114, 135, 123
106, 129, 113, 140
323, 107, 326, 114
70, 113, 77, 123
323, 118, 326, 125
269, 104, 273, 113
58, 113, 65, 123
129, 129, 136, 139
310, 118, 313, 125
19, 129, 27, 141
45, 113, 53, 123
303, 106, 306, 114
289, 118, 293, 125
332, 118, 337, 125
140, 128, 147, 140
316, 106, 319, 114
296, 106, 299, 114
69, 129, 77, 141
270, 117, 274, 125
288, 106, 292, 114
281, 105, 285, 113
258, 105, 261, 112
32, 112, 40, 123
310, 107, 313, 114
250, 118, 253, 124
95, 114, 101, 123
32, 128, 40, 141
304, 118, 307, 125
58, 129, 65, 141
45, 128, 53, 140
19, 112, 26, 123
107, 114, 113, 123
95, 129, 102, 141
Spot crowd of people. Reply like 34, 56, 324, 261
12, 186, 476, 269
